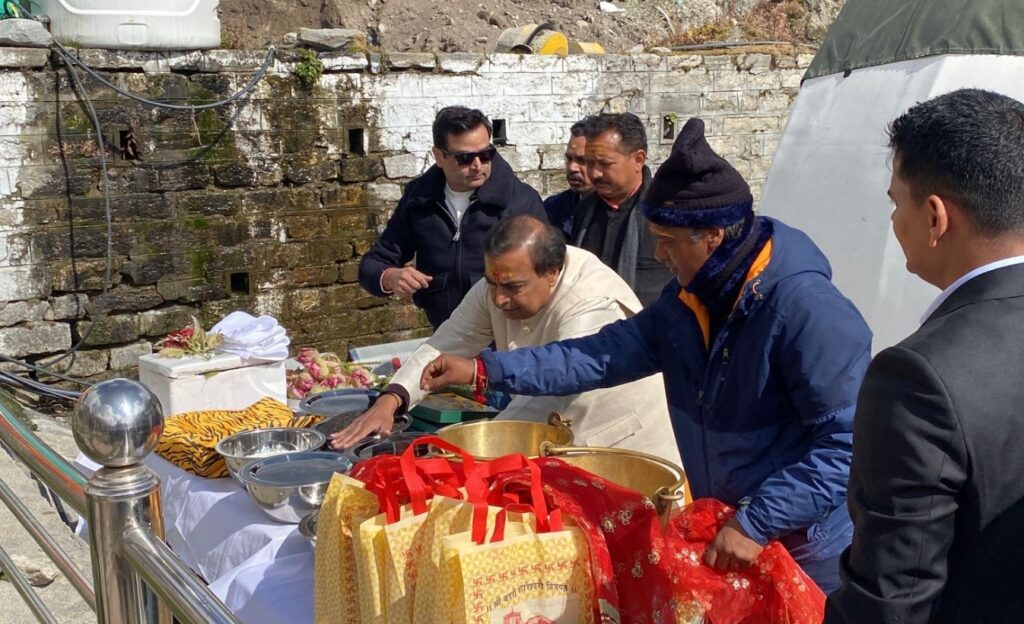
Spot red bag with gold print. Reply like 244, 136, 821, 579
510, 459, 825, 624
664, 499, 825, 624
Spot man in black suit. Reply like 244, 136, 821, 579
566, 113, 672, 306
825, 89, 1024, 622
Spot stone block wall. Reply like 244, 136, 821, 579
0, 46, 810, 382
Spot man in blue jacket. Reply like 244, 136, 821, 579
419, 118, 872, 592
359, 106, 545, 328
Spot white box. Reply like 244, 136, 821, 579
138, 353, 286, 417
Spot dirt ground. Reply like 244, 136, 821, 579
218, 0, 844, 53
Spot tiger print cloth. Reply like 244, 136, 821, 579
156, 396, 319, 478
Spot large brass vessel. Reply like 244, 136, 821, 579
435, 413, 573, 460
539, 442, 688, 523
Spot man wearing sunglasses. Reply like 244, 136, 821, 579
359, 106, 545, 328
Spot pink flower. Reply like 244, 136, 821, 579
296, 347, 319, 366
289, 387, 307, 399
326, 371, 350, 388
309, 357, 333, 382
294, 371, 315, 392
350, 367, 375, 388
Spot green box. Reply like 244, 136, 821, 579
409, 392, 498, 425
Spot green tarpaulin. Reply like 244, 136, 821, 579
806, 0, 1024, 79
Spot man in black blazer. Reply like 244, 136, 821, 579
825, 89, 1024, 622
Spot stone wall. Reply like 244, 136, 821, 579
0, 46, 810, 381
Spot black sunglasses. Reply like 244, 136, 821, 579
441, 145, 497, 166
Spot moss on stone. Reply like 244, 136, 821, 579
187, 248, 214, 280
188, 108, 238, 161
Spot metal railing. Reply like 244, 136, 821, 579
0, 380, 242, 624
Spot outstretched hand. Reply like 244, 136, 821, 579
419, 354, 476, 392
327, 393, 401, 449
704, 517, 763, 572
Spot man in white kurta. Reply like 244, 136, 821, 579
329, 215, 680, 463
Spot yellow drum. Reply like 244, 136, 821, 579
494, 24, 569, 55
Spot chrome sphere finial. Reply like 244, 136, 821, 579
72, 379, 163, 468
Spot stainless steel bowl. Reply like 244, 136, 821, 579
215, 427, 326, 480
237, 451, 353, 524
298, 509, 319, 545
343, 431, 430, 463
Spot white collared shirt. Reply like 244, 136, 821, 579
920, 255, 1024, 324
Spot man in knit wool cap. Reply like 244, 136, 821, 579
419, 117, 873, 592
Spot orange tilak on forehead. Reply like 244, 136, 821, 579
489, 268, 513, 280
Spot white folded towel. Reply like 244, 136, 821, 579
210, 311, 290, 361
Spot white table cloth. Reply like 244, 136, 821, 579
75, 453, 311, 584
209, 549, 314, 624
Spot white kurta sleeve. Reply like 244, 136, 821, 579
387, 279, 496, 407
496, 297, 629, 423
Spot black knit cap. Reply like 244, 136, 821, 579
646, 117, 753, 212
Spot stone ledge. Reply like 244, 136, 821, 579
0, 47, 48, 69
436, 53, 485, 74
320, 52, 369, 71
384, 52, 436, 71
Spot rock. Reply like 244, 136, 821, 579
0, 322, 72, 358
10, 554, 57, 588
282, 32, 299, 47
297, 27, 368, 52
0, 300, 51, 327
62, 349, 110, 377
48, 294, 89, 321
598, 1, 624, 14
109, 341, 153, 371
628, 43, 645, 54
649, 46, 672, 54
476, 10, 506, 28
77, 315, 140, 347
0, 18, 52, 48
475, 35, 489, 44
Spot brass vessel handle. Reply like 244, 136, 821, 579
547, 412, 572, 430
538, 442, 688, 526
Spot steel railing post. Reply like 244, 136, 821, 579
73, 379, 171, 624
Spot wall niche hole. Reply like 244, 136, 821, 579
662, 115, 677, 140
348, 128, 366, 155
229, 271, 251, 294
492, 119, 508, 146
119, 129, 141, 160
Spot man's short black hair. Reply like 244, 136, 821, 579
484, 215, 567, 275
569, 116, 593, 138
433, 106, 492, 150
583, 113, 648, 154
888, 88, 1024, 236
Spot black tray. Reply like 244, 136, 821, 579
299, 388, 380, 418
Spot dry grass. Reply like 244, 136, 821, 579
668, 20, 735, 47
654, 0, 812, 49
740, 0, 809, 43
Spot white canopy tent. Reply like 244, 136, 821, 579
760, 1, 1024, 350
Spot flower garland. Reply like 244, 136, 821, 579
155, 316, 223, 359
